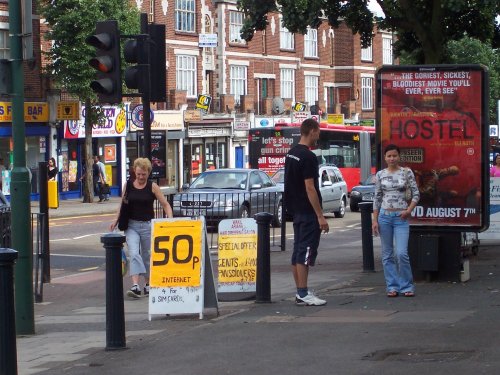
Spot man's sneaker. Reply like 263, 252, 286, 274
143, 284, 150, 296
126, 285, 141, 298
295, 291, 327, 306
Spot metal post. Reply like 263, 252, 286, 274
38, 162, 50, 283
10, 0, 34, 335
359, 202, 375, 272
255, 212, 273, 303
0, 248, 19, 375
140, 13, 151, 161
101, 233, 127, 350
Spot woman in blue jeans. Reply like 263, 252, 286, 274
372, 144, 420, 297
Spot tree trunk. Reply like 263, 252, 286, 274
82, 98, 94, 203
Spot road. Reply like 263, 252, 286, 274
47, 210, 364, 279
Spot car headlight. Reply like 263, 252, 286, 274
351, 191, 361, 197
172, 199, 180, 207
213, 196, 237, 207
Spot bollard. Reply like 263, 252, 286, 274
255, 212, 273, 303
101, 233, 127, 350
359, 202, 375, 272
0, 248, 18, 375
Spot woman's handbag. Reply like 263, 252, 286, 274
117, 181, 130, 231
404, 168, 413, 203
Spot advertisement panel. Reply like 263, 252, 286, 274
63, 105, 127, 138
377, 65, 489, 230
138, 131, 166, 179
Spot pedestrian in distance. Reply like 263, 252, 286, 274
47, 157, 58, 181
92, 156, 104, 202
372, 144, 420, 298
94, 155, 109, 202
110, 158, 173, 299
284, 118, 329, 306
490, 154, 500, 177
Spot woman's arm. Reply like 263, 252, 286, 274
109, 182, 128, 231
152, 183, 173, 218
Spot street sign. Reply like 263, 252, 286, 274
56, 101, 80, 120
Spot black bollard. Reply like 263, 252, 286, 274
255, 212, 273, 303
359, 202, 375, 272
0, 248, 18, 375
101, 233, 127, 350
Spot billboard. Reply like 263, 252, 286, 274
377, 65, 489, 230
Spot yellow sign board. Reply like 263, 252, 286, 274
150, 219, 203, 288
195, 94, 212, 113
0, 102, 49, 122
327, 113, 345, 125
56, 101, 80, 120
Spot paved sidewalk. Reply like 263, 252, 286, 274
30, 196, 122, 219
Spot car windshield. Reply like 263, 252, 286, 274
272, 169, 284, 184
190, 171, 248, 190
364, 175, 376, 185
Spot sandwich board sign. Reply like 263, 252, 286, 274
217, 218, 258, 293
148, 217, 218, 319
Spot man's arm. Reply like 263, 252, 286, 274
304, 178, 329, 232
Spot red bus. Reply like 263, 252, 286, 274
248, 123, 375, 191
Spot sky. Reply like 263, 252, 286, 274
368, 0, 384, 17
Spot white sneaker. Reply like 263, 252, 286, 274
295, 291, 327, 306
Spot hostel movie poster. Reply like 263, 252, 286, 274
377, 65, 489, 230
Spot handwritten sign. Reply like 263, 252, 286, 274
217, 218, 258, 293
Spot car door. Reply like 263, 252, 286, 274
318, 167, 335, 212
258, 170, 279, 214
328, 168, 345, 212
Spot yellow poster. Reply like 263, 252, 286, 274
150, 219, 203, 287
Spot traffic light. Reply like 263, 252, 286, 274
148, 24, 166, 102
123, 35, 148, 94
86, 20, 122, 104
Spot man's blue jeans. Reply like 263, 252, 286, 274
378, 209, 414, 293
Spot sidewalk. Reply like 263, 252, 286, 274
13, 209, 500, 375
30, 196, 121, 218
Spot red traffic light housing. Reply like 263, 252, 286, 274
86, 20, 122, 104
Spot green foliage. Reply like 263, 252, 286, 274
445, 36, 500, 123
237, 0, 500, 63
40, 0, 139, 102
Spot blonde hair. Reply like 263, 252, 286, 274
133, 158, 152, 174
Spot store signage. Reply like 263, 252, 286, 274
490, 125, 498, 137
378, 65, 489, 230
217, 218, 258, 293
148, 217, 218, 319
130, 104, 154, 129
56, 101, 80, 120
293, 102, 306, 112
198, 33, 218, 47
234, 121, 250, 130
184, 109, 202, 122
0, 102, 49, 122
195, 94, 212, 113
327, 113, 345, 125
188, 126, 231, 137
138, 132, 166, 179
130, 111, 183, 132
63, 105, 127, 138
359, 119, 376, 127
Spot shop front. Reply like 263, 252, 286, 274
128, 108, 184, 190
63, 105, 128, 199
0, 101, 50, 199
183, 118, 233, 185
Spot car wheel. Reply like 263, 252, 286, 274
272, 200, 283, 227
334, 198, 346, 218
240, 205, 250, 219
350, 201, 359, 212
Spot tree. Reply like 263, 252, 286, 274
445, 36, 500, 124
40, 0, 138, 202
237, 0, 500, 64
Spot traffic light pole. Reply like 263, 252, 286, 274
140, 13, 152, 161
10, 0, 34, 334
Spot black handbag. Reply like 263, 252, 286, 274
117, 181, 130, 231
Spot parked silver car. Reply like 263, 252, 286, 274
271, 164, 348, 218
173, 168, 283, 228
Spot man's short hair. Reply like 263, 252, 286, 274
300, 118, 320, 136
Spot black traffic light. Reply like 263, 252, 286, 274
148, 24, 166, 102
86, 20, 122, 104
123, 35, 148, 94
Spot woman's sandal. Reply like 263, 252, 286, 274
403, 291, 415, 297
387, 291, 398, 298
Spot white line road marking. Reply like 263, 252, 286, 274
50, 233, 108, 242
51, 253, 105, 259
